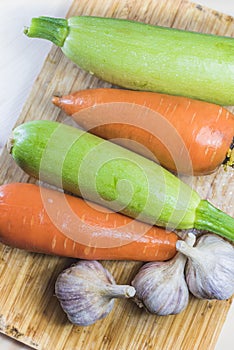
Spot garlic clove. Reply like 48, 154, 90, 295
55, 260, 135, 326
176, 233, 234, 300
131, 234, 195, 316
131, 260, 189, 315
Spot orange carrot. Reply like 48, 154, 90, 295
0, 183, 178, 261
53, 88, 234, 175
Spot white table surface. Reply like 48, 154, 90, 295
0, 0, 233, 349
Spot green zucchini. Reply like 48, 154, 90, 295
9, 120, 234, 241
24, 16, 234, 105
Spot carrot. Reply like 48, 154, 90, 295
53, 88, 234, 176
0, 182, 178, 261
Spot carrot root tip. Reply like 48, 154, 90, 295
52, 96, 61, 106
7, 134, 14, 155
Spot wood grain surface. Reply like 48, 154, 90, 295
0, 0, 233, 349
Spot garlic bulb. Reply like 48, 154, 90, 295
55, 260, 136, 326
176, 233, 234, 300
131, 233, 195, 315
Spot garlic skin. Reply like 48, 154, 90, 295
55, 260, 135, 326
131, 234, 195, 316
176, 233, 234, 300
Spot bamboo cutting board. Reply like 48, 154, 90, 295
0, 0, 233, 349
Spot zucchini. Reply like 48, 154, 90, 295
24, 16, 234, 105
9, 120, 234, 241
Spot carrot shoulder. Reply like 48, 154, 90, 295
0, 183, 178, 261
53, 88, 234, 175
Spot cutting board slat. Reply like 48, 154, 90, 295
0, 0, 233, 349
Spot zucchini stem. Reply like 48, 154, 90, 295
195, 200, 234, 241
24, 16, 68, 47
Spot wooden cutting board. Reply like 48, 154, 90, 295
0, 0, 233, 349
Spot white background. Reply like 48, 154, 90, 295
0, 0, 233, 349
